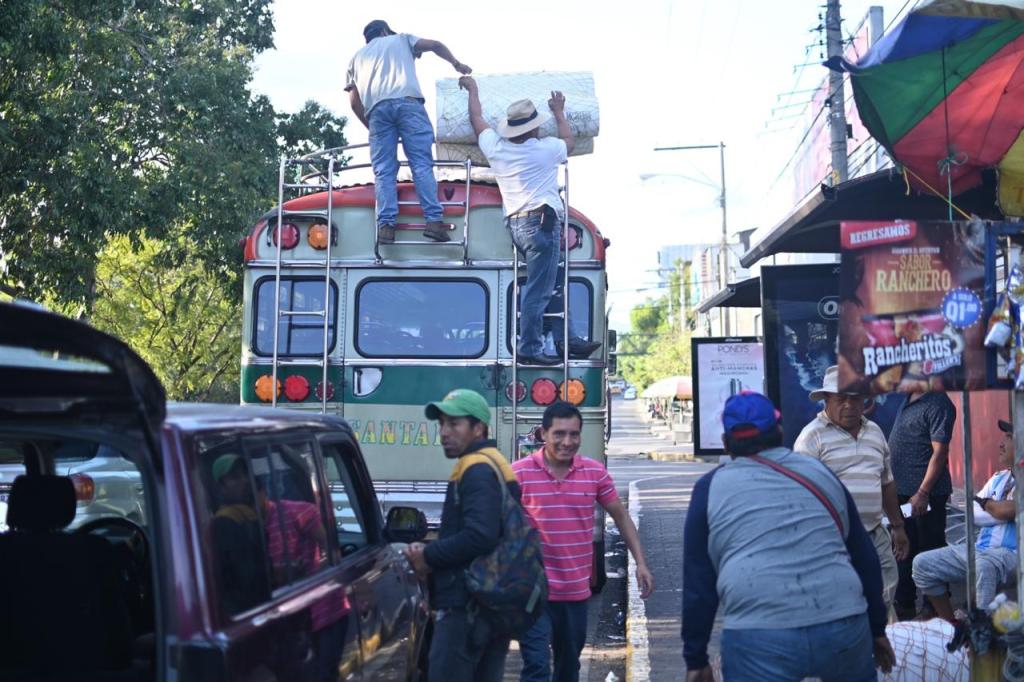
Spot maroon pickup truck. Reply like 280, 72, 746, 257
0, 301, 430, 682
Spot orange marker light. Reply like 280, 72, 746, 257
560, 379, 586, 405
255, 375, 281, 402
308, 222, 329, 250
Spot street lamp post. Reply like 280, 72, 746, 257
653, 142, 730, 335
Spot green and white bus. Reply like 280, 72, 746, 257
239, 148, 614, 573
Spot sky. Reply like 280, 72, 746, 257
249, 0, 917, 331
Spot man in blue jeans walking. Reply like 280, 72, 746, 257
682, 392, 895, 681
346, 20, 471, 244
459, 76, 601, 365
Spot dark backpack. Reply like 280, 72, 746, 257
454, 452, 548, 639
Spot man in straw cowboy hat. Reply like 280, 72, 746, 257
458, 76, 600, 366
794, 365, 910, 613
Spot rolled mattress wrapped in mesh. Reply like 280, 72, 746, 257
435, 71, 599, 167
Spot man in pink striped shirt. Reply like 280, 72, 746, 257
512, 402, 654, 682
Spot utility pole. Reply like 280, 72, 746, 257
652, 142, 731, 335
826, 0, 849, 184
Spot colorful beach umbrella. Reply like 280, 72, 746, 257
829, 1, 1024, 215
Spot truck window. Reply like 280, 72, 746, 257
355, 279, 488, 358
253, 278, 338, 356
321, 445, 369, 554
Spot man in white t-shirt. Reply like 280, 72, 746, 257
459, 76, 600, 365
345, 20, 471, 244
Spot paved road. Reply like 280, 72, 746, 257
504, 396, 715, 681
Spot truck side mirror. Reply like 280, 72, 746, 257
608, 329, 617, 354
384, 506, 428, 543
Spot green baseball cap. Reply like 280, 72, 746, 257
212, 454, 244, 483
425, 388, 491, 424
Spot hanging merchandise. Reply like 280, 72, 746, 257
985, 293, 1014, 348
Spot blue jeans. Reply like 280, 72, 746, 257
519, 600, 588, 682
719, 613, 876, 682
510, 214, 565, 356
367, 97, 443, 226
428, 608, 509, 682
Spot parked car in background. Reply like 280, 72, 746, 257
623, 386, 638, 400
609, 378, 627, 394
0, 301, 430, 681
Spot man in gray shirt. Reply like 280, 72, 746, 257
682, 392, 894, 681
345, 20, 471, 244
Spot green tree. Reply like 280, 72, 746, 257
91, 231, 240, 402
0, 0, 346, 307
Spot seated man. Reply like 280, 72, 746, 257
912, 418, 1017, 619
212, 454, 272, 615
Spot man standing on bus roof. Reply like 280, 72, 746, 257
345, 20, 471, 245
459, 76, 601, 366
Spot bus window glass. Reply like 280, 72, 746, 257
356, 280, 487, 358
254, 279, 337, 356
507, 280, 592, 351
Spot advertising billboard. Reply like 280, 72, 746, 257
762, 263, 901, 448
838, 220, 987, 393
692, 337, 764, 456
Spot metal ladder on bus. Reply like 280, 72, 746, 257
373, 158, 476, 265
269, 151, 342, 414
268, 144, 477, 411
510, 162, 572, 457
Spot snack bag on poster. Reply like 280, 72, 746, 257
838, 220, 987, 393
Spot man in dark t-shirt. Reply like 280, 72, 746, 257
886, 391, 956, 619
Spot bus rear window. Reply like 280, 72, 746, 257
254, 278, 337, 356
355, 280, 488, 358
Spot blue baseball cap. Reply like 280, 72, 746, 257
722, 391, 780, 439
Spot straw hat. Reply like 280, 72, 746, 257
497, 99, 551, 138
809, 365, 863, 402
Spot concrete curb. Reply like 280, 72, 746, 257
646, 451, 697, 463
625, 480, 650, 682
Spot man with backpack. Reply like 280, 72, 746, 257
404, 388, 523, 681
682, 392, 894, 682
513, 401, 654, 682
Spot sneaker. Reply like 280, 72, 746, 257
423, 221, 451, 242
556, 338, 603, 359
378, 224, 396, 244
518, 353, 561, 366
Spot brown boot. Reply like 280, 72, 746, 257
423, 221, 451, 242
378, 224, 395, 244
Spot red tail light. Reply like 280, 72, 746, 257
70, 473, 95, 502
530, 378, 558, 406
284, 375, 310, 401
505, 380, 526, 403
316, 380, 335, 401
272, 222, 300, 249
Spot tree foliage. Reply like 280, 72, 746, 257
91, 231, 241, 401
0, 0, 346, 307
620, 262, 692, 390
1, 0, 350, 400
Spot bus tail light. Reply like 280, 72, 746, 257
284, 375, 310, 401
272, 222, 300, 249
505, 380, 526, 403
308, 222, 330, 250
316, 381, 335, 401
255, 375, 281, 402
560, 379, 586, 406
70, 473, 95, 503
530, 378, 558, 406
